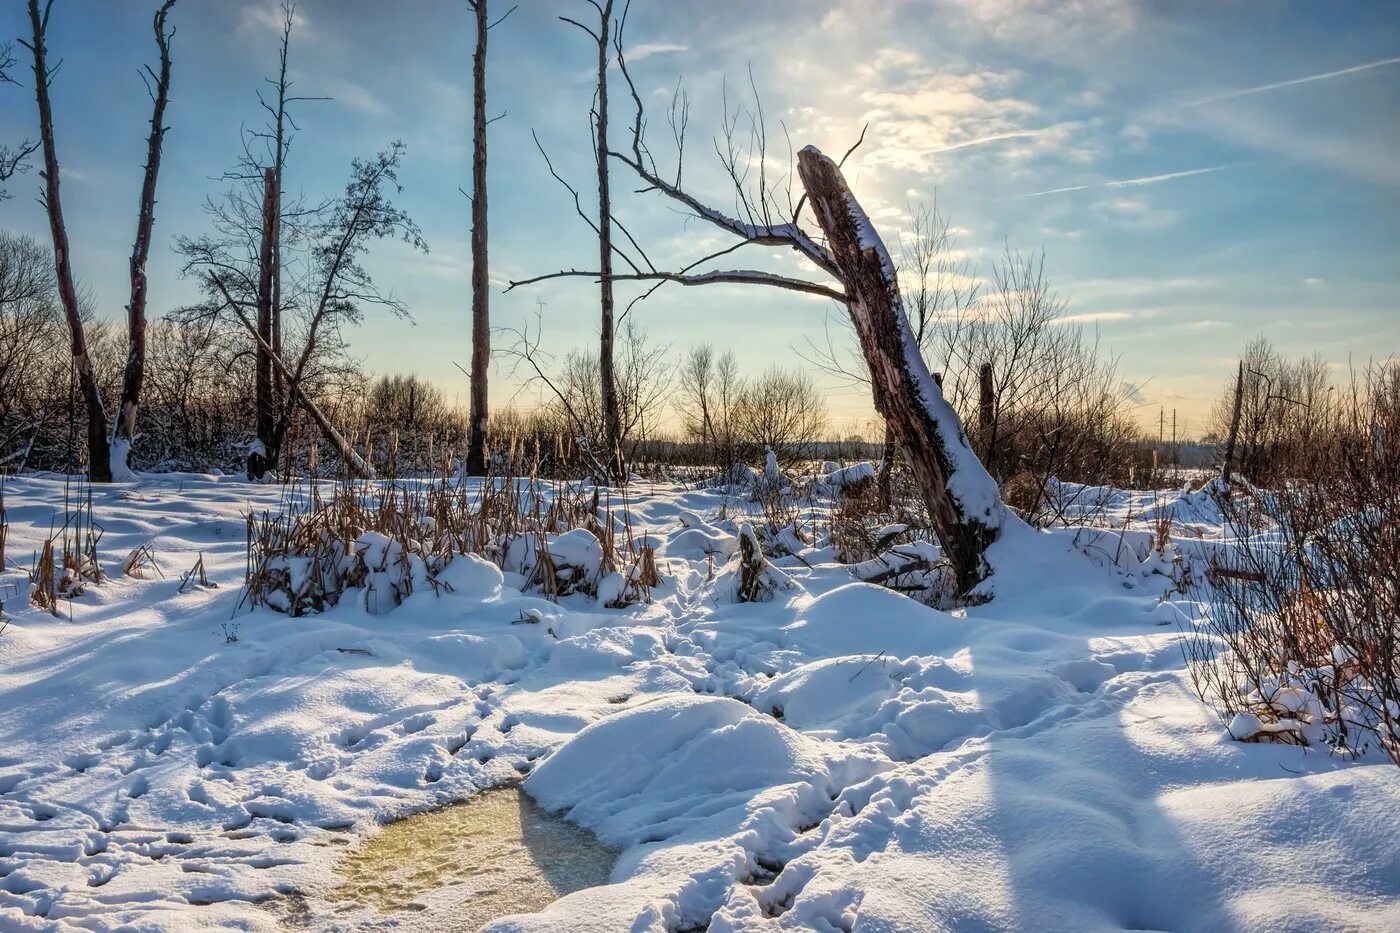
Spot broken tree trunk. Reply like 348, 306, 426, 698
113, 0, 178, 482
797, 146, 1005, 595
1222, 359, 1244, 483
250, 167, 279, 480
26, 0, 111, 482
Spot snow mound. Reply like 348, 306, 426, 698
781, 582, 962, 658
528, 694, 832, 845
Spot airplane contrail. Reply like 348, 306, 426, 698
1017, 164, 1238, 199
1186, 56, 1400, 107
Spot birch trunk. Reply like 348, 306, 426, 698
113, 0, 177, 481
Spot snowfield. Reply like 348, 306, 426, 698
0, 473, 1397, 932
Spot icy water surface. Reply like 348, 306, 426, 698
332, 785, 618, 929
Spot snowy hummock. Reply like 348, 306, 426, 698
0, 474, 1397, 931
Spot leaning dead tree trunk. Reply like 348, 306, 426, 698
223, 298, 375, 481
23, 0, 111, 481
250, 167, 278, 479
797, 148, 1004, 594
113, 0, 179, 481
1221, 359, 1244, 484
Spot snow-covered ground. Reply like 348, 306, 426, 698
0, 474, 1396, 932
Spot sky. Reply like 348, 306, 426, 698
1, 0, 1397, 439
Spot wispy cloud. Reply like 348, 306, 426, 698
236, 1, 312, 41
627, 42, 688, 61
1186, 57, 1400, 107
320, 77, 388, 117
1055, 311, 1132, 325
1016, 163, 1238, 198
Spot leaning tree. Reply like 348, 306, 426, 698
511, 18, 1007, 594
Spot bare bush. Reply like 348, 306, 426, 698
1207, 335, 1333, 485
505, 315, 672, 479
1186, 363, 1399, 764
733, 367, 827, 468
675, 344, 743, 471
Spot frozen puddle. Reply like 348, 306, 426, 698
331, 785, 618, 929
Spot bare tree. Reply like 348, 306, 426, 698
0, 233, 65, 470
556, 0, 627, 483
111, 0, 179, 480
734, 366, 827, 467
0, 42, 40, 201
20, 0, 112, 480
178, 144, 425, 479
676, 344, 743, 469
463, 1, 514, 475
510, 36, 1006, 592
226, 1, 327, 478
1208, 336, 1332, 483
801, 199, 980, 503
503, 310, 670, 476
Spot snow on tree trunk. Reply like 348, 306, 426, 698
796, 146, 1005, 594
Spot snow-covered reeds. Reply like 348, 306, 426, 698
26, 479, 104, 615
241, 465, 661, 617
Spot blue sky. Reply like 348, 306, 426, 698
1, 0, 1396, 437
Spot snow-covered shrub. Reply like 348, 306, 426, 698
1185, 365, 1400, 764
726, 522, 794, 603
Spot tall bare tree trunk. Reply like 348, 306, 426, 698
877, 420, 896, 510
250, 167, 278, 479
977, 360, 995, 477
24, 0, 111, 482
113, 0, 178, 481
464, 0, 491, 476
594, 0, 624, 484
797, 147, 1004, 594
1222, 359, 1244, 483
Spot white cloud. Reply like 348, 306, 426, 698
320, 77, 388, 117
236, 1, 312, 41
1054, 310, 1131, 324
627, 42, 688, 62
